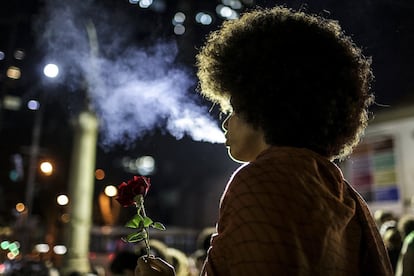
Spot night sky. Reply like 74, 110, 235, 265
0, 0, 413, 233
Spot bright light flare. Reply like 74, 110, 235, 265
104, 185, 117, 197
43, 63, 59, 78
57, 194, 69, 206
53, 245, 67, 255
40, 161, 53, 176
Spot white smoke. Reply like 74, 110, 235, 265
35, 0, 225, 147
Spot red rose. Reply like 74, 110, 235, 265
116, 176, 151, 207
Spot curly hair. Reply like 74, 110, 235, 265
196, 6, 374, 160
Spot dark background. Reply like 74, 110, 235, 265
0, 0, 413, 234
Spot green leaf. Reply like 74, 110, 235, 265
125, 214, 144, 228
143, 217, 153, 228
123, 230, 147, 243
151, 222, 166, 231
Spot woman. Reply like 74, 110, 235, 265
136, 6, 393, 276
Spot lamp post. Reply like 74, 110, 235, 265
61, 20, 100, 275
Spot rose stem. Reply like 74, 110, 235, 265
140, 201, 151, 257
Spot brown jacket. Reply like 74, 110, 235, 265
202, 147, 392, 276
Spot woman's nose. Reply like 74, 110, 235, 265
222, 114, 230, 131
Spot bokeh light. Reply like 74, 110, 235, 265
104, 185, 117, 197
95, 169, 105, 180
53, 245, 67, 255
136, 155, 155, 175
40, 161, 53, 176
174, 24, 185, 35
43, 63, 59, 78
27, 100, 41, 110
13, 49, 25, 60
15, 203, 25, 213
173, 12, 186, 25
196, 12, 213, 25
6, 66, 21, 79
57, 194, 69, 206
139, 0, 152, 8
35, 243, 50, 253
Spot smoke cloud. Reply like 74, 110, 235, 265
34, 0, 225, 147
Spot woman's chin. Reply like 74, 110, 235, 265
227, 148, 248, 164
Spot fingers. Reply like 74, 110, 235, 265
136, 256, 175, 276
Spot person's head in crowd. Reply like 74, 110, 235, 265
374, 209, 395, 227
397, 214, 414, 239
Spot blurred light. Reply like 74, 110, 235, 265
8, 242, 18, 251
9, 171, 19, 182
173, 12, 186, 25
216, 5, 239, 19
104, 185, 117, 197
61, 213, 70, 223
40, 161, 53, 176
222, 0, 242, 9
43, 63, 59, 78
0, 51, 4, 60
27, 100, 41, 110
53, 245, 67, 255
129, 0, 139, 3
139, 0, 152, 8
11, 154, 24, 181
89, 252, 97, 260
95, 169, 105, 180
136, 155, 155, 175
3, 95, 21, 111
7, 252, 16, 260
15, 203, 25, 213
174, 24, 185, 35
6, 66, 21, 79
151, 0, 166, 12
0, 263, 5, 274
35, 243, 50, 253
1, 241, 10, 250
57, 194, 69, 206
14, 49, 25, 60
196, 12, 213, 25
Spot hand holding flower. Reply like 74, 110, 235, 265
135, 256, 176, 276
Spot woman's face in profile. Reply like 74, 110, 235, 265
222, 112, 269, 163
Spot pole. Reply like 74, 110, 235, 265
62, 110, 98, 275
62, 19, 100, 275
